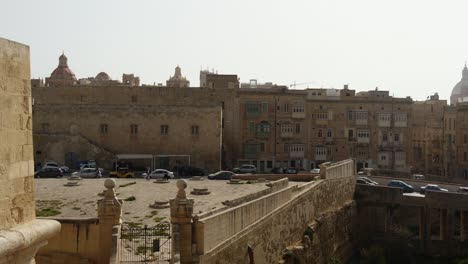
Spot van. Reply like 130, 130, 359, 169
412, 174, 425, 180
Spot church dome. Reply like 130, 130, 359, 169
49, 52, 76, 80
95, 72, 111, 81
451, 64, 468, 105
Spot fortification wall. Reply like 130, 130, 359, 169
0, 37, 35, 228
196, 160, 356, 264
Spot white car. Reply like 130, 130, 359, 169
310, 168, 320, 174
144, 169, 174, 180
72, 168, 102, 178
43, 161, 70, 173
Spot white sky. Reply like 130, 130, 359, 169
1, 0, 467, 101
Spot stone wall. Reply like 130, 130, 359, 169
192, 159, 356, 264
0, 37, 61, 264
36, 218, 100, 264
32, 104, 222, 172
0, 37, 35, 228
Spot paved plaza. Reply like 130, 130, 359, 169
35, 178, 275, 225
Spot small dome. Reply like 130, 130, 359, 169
95, 72, 111, 81
49, 52, 76, 79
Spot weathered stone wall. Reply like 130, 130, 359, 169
36, 218, 100, 264
196, 160, 356, 264
281, 201, 357, 264
32, 85, 240, 169
32, 104, 222, 171
0, 37, 35, 228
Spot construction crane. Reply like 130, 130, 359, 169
289, 81, 317, 88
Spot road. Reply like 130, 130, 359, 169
362, 176, 467, 193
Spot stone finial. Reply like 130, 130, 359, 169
104, 178, 116, 198
176, 179, 187, 199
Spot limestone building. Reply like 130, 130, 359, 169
409, 93, 447, 176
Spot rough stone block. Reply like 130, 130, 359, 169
7, 162, 20, 179
11, 177, 25, 194
20, 160, 30, 178
22, 144, 33, 161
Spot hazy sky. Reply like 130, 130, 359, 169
2, 0, 468, 101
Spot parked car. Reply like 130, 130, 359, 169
72, 168, 102, 178
310, 168, 321, 174
420, 184, 448, 194
34, 167, 64, 178
43, 161, 70, 173
144, 169, 174, 180
356, 178, 373, 185
412, 174, 425, 180
232, 165, 256, 174
357, 176, 378, 185
387, 180, 414, 193
458, 187, 468, 194
110, 167, 135, 178
208, 171, 235, 180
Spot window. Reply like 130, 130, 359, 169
355, 111, 368, 120
245, 102, 261, 115
315, 147, 327, 156
130, 124, 138, 134
317, 112, 329, 120
281, 124, 293, 134
348, 129, 354, 139
283, 103, 290, 113
465, 152, 467, 162
161, 125, 168, 135
379, 113, 391, 121
41, 123, 50, 133
289, 144, 305, 152
261, 102, 268, 112
292, 104, 305, 113
464, 134, 467, 144
394, 113, 407, 122
131, 95, 137, 103
249, 122, 255, 134
395, 152, 406, 161
348, 111, 353, 121
357, 130, 370, 138
380, 155, 387, 161
394, 133, 400, 142
80, 95, 87, 102
382, 133, 388, 142
295, 123, 301, 133
191, 125, 199, 135
256, 122, 271, 136
100, 124, 108, 134
260, 143, 265, 152
284, 144, 289, 152
318, 129, 323, 137
327, 129, 333, 138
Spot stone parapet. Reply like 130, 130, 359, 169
0, 219, 61, 264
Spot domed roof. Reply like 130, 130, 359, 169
451, 64, 468, 104
95, 72, 111, 81
49, 52, 76, 80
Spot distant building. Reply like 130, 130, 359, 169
200, 70, 239, 89
45, 53, 77, 87
122, 73, 140, 86
166, 66, 190, 87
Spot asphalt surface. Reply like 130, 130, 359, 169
361, 176, 468, 194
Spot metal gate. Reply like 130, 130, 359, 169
120, 222, 171, 263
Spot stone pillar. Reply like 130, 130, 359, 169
97, 179, 122, 264
461, 210, 467, 242
418, 207, 424, 241
0, 37, 61, 263
170, 180, 196, 264
440, 209, 447, 241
